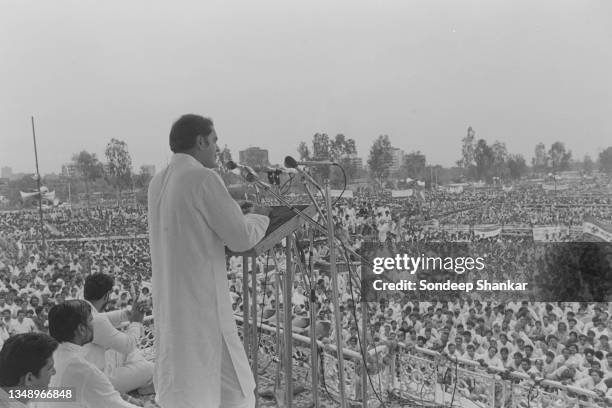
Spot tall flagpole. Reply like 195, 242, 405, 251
31, 116, 46, 252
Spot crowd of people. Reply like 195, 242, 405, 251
0, 207, 147, 241
1, 178, 612, 406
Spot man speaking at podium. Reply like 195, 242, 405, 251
148, 114, 270, 408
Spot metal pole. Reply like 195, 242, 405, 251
31, 116, 46, 252
303, 182, 326, 222
242, 257, 250, 355
270, 250, 283, 401
274, 251, 282, 398
283, 237, 294, 407
325, 181, 347, 408
307, 227, 320, 408
361, 301, 368, 406
251, 259, 259, 407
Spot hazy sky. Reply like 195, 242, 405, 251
1, 0, 611, 175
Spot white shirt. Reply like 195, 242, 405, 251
480, 353, 505, 370
148, 154, 269, 408
82, 301, 142, 373
43, 342, 138, 408
9, 318, 36, 335
0, 387, 28, 408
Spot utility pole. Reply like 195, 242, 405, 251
31, 116, 46, 252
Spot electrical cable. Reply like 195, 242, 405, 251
339, 240, 455, 408
339, 240, 388, 408
280, 173, 294, 195
257, 251, 272, 346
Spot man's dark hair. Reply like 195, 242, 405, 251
84, 273, 114, 301
169, 114, 214, 153
0, 333, 58, 386
48, 300, 91, 343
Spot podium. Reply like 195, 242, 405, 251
227, 205, 316, 407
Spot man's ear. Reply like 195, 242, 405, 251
23, 372, 36, 386
199, 134, 210, 148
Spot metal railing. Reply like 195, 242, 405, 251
136, 315, 608, 408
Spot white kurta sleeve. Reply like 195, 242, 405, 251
199, 172, 270, 252
104, 309, 128, 328
92, 314, 141, 356
77, 366, 141, 408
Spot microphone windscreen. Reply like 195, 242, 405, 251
226, 161, 238, 170
284, 156, 298, 168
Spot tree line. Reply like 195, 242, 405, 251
296, 126, 612, 186
3, 129, 611, 207
69, 139, 153, 206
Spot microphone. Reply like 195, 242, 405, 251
226, 161, 258, 183
256, 166, 291, 173
284, 156, 337, 168
283, 156, 323, 190
256, 166, 286, 186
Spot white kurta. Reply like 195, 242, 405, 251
148, 154, 269, 408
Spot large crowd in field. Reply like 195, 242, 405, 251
2, 178, 612, 405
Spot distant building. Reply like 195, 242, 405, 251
239, 147, 269, 168
389, 148, 405, 173
141, 165, 156, 176
1, 167, 12, 179
346, 155, 363, 171
61, 163, 79, 178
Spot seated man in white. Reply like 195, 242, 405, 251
82, 273, 154, 394
45, 300, 150, 408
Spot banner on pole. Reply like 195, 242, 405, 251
20, 190, 56, 202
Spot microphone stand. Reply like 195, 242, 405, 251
253, 184, 262, 205
323, 180, 347, 408
257, 168, 348, 408
248, 178, 325, 234
302, 181, 326, 223
248, 175, 373, 272
306, 226, 320, 408
244, 175, 370, 408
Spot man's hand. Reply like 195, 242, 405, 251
251, 206, 272, 217
129, 301, 146, 324
238, 201, 254, 214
